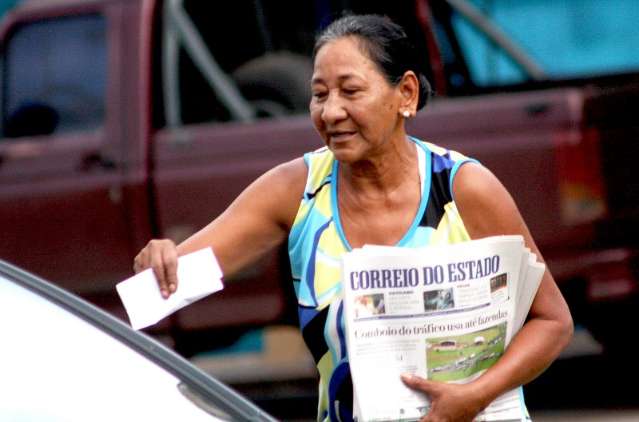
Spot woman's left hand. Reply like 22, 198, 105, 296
401, 373, 484, 422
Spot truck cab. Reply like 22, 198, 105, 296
1, 0, 638, 356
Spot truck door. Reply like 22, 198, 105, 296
148, 0, 318, 340
0, 10, 132, 303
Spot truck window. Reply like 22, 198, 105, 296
450, 0, 639, 87
154, 0, 436, 128
155, 0, 315, 127
2, 15, 106, 138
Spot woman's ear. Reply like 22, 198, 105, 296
398, 71, 419, 116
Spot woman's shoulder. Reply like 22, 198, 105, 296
249, 157, 308, 228
411, 137, 475, 164
265, 147, 334, 200
268, 156, 308, 189
411, 137, 479, 195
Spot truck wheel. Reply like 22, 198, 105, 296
232, 52, 313, 118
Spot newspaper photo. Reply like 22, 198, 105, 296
342, 235, 544, 422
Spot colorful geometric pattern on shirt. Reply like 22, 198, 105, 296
287, 138, 475, 421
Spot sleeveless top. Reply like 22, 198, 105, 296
288, 137, 477, 421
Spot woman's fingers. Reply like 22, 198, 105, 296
133, 239, 179, 298
149, 240, 169, 297
401, 374, 480, 422
161, 242, 179, 294
132, 248, 147, 274
400, 373, 438, 396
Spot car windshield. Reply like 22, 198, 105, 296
0, 264, 274, 422
450, 0, 639, 86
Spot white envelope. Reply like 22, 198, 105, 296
116, 248, 224, 330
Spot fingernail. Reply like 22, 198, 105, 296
161, 289, 168, 298
169, 283, 176, 292
401, 373, 413, 382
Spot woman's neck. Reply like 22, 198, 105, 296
341, 136, 418, 194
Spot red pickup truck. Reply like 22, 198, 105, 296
1, 0, 637, 356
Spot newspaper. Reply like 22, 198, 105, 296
341, 235, 544, 422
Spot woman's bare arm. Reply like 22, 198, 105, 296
134, 157, 307, 296
402, 162, 573, 421
453, 162, 573, 407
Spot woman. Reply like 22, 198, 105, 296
134, 14, 573, 422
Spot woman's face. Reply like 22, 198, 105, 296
310, 37, 404, 163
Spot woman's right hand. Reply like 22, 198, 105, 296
133, 239, 179, 298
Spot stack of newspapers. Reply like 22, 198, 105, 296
342, 235, 544, 422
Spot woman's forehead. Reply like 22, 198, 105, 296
312, 37, 380, 82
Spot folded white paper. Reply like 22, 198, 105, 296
116, 247, 224, 330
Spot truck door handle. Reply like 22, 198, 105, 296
79, 152, 116, 172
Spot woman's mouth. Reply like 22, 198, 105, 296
328, 131, 356, 143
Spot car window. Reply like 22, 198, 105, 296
2, 15, 107, 138
0, 274, 228, 421
450, 0, 639, 86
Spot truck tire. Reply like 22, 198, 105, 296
232, 52, 313, 118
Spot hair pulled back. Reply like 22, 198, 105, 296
313, 14, 432, 111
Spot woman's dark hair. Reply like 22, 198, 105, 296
313, 14, 432, 110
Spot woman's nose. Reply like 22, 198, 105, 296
321, 93, 348, 123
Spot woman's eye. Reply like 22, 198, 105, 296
312, 91, 327, 100
343, 88, 359, 95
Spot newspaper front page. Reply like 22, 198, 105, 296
342, 236, 544, 422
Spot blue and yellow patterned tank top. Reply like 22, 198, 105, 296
288, 137, 477, 421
